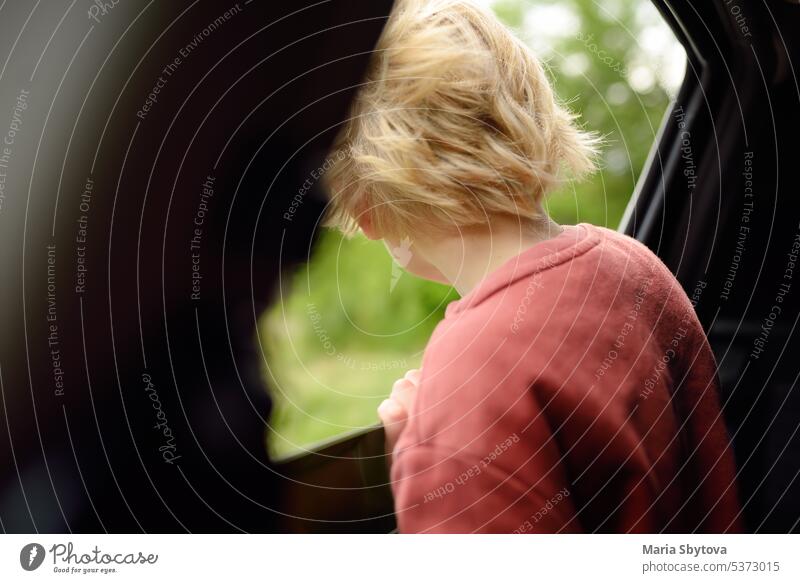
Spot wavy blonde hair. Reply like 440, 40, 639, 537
323, 0, 599, 239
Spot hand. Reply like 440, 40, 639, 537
378, 368, 421, 460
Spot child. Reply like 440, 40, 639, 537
323, 0, 742, 533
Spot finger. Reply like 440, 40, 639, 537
378, 397, 406, 423
378, 398, 407, 451
390, 378, 416, 411
404, 368, 422, 386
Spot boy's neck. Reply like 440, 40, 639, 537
417, 214, 563, 297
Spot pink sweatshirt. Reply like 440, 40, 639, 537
391, 223, 743, 533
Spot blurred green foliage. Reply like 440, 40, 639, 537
261, 0, 685, 458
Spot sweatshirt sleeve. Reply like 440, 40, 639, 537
388, 317, 581, 533
391, 441, 579, 533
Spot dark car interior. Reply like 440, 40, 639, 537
627, 0, 800, 533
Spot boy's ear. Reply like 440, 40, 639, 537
357, 209, 381, 240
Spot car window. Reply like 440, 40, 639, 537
261, 0, 687, 459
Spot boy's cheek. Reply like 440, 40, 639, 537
384, 238, 412, 266
382, 237, 449, 284
404, 254, 450, 284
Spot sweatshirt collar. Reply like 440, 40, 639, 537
444, 223, 601, 318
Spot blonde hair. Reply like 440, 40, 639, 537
323, 0, 598, 239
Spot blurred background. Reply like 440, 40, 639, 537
262, 0, 687, 458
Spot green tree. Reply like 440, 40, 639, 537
262, 0, 685, 458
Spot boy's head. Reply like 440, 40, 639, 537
322, 0, 598, 243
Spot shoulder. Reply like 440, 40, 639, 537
587, 224, 680, 287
